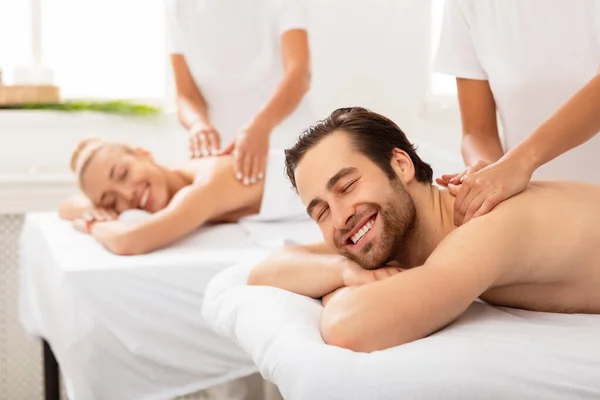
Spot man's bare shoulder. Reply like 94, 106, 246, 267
495, 180, 600, 222
433, 180, 600, 286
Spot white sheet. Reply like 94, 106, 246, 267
203, 263, 600, 400
18, 212, 319, 400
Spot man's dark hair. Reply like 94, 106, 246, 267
284, 107, 433, 189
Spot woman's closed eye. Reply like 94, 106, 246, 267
119, 168, 128, 181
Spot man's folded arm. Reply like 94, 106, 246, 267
320, 207, 528, 353
247, 242, 349, 299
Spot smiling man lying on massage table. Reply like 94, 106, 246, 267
248, 106, 600, 353
59, 138, 303, 255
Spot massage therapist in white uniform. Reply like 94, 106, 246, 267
166, 0, 315, 186
434, 0, 600, 225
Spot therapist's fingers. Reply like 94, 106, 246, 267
198, 132, 210, 157
247, 156, 259, 185
188, 134, 198, 158
206, 130, 220, 155
437, 173, 459, 187
471, 194, 502, 220
447, 183, 460, 197
453, 181, 475, 226
456, 180, 482, 226
455, 160, 489, 185
194, 133, 204, 158
462, 191, 488, 225
233, 149, 246, 182
240, 153, 253, 185
257, 154, 266, 181
449, 169, 469, 185
249, 154, 267, 185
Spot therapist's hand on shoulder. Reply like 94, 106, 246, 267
437, 155, 535, 226
219, 120, 270, 185
189, 120, 221, 158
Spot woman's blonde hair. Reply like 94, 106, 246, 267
70, 138, 130, 182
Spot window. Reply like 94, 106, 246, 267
430, 0, 456, 96
0, 0, 169, 101
0, 0, 32, 74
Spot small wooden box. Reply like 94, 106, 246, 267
0, 85, 61, 106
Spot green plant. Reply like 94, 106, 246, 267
0, 100, 161, 116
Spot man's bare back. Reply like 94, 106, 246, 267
250, 109, 600, 352
476, 180, 600, 314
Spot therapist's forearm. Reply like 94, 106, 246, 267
177, 92, 211, 131
250, 67, 310, 132
461, 132, 505, 167
248, 247, 345, 299
505, 73, 600, 170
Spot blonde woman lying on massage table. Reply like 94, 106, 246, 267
59, 138, 301, 255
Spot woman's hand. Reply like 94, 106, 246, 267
219, 121, 270, 185
189, 120, 221, 158
437, 156, 535, 226
72, 207, 117, 234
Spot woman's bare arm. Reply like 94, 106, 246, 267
457, 78, 504, 166
88, 157, 263, 255
59, 195, 117, 221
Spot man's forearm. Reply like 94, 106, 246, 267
250, 67, 310, 133
506, 73, 600, 171
461, 132, 505, 167
247, 246, 345, 299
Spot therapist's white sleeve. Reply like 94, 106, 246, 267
434, 0, 487, 80
276, 0, 309, 35
164, 0, 185, 54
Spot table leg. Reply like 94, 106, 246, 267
43, 339, 60, 400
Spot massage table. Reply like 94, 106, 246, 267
200, 142, 600, 399
203, 262, 600, 400
18, 211, 320, 400
17, 141, 465, 399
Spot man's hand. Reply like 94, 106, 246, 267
322, 262, 405, 306
189, 120, 221, 158
342, 260, 405, 287
219, 120, 270, 185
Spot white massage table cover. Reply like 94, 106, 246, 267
203, 142, 600, 399
18, 212, 320, 400
203, 263, 600, 400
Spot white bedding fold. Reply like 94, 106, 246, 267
19, 213, 319, 400
203, 263, 600, 400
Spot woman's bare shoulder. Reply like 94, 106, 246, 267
175, 155, 235, 184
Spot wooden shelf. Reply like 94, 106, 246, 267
0, 85, 60, 106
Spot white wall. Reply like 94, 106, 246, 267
0, 0, 463, 212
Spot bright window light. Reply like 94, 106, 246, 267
430, 0, 456, 96
1, 0, 168, 101
0, 0, 32, 79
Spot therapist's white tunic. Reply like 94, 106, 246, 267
435, 0, 600, 183
165, 0, 316, 150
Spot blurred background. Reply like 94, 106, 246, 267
0, 0, 461, 398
